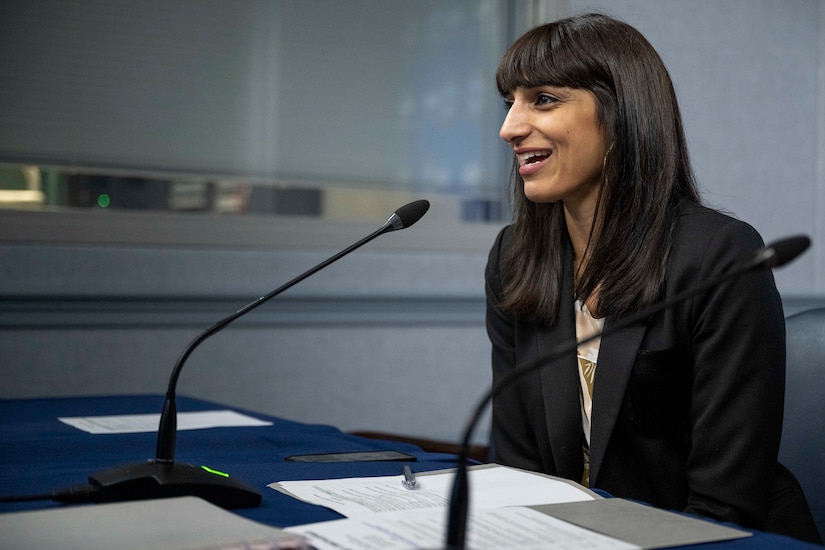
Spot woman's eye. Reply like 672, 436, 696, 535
536, 93, 559, 106
502, 98, 514, 111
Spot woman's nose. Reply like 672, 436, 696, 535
499, 105, 529, 143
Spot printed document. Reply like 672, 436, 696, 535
273, 465, 618, 549
270, 464, 597, 519
287, 505, 638, 550
58, 409, 272, 434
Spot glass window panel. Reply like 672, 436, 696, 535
0, 0, 519, 224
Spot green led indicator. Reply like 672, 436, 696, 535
97, 193, 111, 208
201, 465, 230, 478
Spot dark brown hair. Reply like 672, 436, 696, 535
496, 13, 700, 323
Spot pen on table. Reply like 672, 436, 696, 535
402, 465, 418, 490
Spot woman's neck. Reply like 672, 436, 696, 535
564, 206, 596, 273
564, 204, 601, 316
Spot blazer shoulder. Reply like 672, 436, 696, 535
487, 224, 514, 275
673, 202, 766, 263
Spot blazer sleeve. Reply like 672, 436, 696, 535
674, 212, 785, 528
485, 225, 549, 472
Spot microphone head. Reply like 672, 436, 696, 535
764, 235, 811, 268
384, 199, 430, 231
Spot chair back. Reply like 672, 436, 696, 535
780, 307, 825, 540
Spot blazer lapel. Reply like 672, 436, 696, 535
588, 316, 647, 485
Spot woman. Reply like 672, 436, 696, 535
486, 13, 819, 542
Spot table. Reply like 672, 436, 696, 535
0, 395, 818, 548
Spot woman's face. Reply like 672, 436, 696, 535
500, 86, 607, 211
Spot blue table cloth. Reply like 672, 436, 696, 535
0, 395, 818, 548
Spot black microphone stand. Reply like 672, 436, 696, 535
85, 200, 430, 509
445, 235, 810, 549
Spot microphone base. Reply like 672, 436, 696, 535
88, 460, 262, 509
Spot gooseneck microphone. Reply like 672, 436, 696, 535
54, 200, 430, 510
445, 234, 811, 549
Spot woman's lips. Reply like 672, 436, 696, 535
518, 150, 551, 176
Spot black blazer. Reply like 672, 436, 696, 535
486, 202, 794, 530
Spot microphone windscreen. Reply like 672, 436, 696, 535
393, 200, 430, 229
766, 235, 811, 267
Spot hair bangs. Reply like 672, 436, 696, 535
496, 22, 600, 97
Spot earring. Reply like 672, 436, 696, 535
602, 145, 613, 184
602, 144, 613, 171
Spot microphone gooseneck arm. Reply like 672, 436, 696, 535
155, 199, 431, 464
70, 200, 429, 510
445, 234, 811, 549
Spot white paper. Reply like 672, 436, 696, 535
58, 409, 272, 434
287, 506, 639, 550
271, 465, 595, 519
